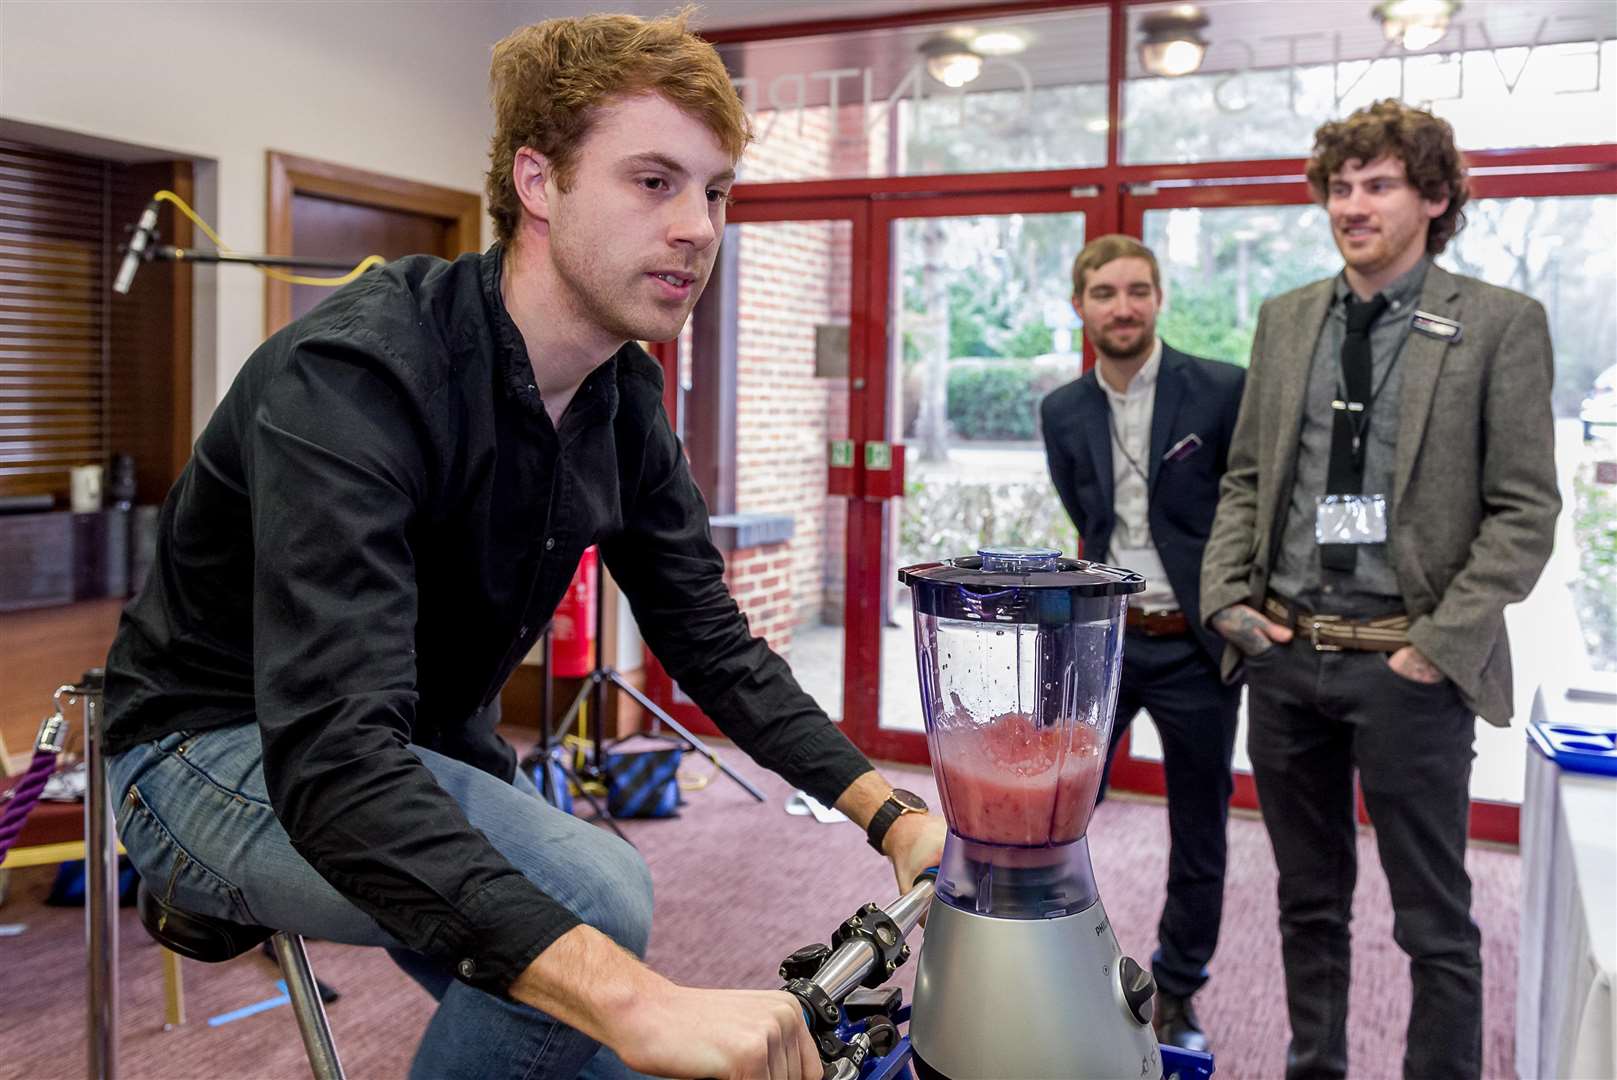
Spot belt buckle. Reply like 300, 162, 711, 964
1309, 620, 1344, 652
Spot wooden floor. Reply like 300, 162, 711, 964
0, 598, 125, 769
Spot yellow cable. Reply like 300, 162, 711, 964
150, 189, 384, 287
678, 757, 715, 793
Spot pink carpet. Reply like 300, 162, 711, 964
0, 737, 1519, 1078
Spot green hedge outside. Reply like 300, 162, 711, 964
943, 361, 1073, 441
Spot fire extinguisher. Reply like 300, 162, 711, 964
550, 545, 598, 679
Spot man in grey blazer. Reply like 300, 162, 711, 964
1200, 99, 1559, 1079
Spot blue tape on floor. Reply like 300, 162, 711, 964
208, 980, 289, 1027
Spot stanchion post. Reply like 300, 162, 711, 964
82, 668, 117, 1080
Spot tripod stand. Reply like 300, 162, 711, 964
518, 553, 766, 836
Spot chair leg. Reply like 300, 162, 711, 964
270, 932, 345, 1080
161, 947, 185, 1028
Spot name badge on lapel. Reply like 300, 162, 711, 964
1411, 310, 1462, 343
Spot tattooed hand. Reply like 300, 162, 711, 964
1211, 603, 1294, 657
1388, 645, 1444, 684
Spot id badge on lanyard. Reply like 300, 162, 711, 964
1315, 493, 1388, 544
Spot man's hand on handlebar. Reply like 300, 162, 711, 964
509, 924, 821, 1080
607, 983, 822, 1080
883, 811, 946, 900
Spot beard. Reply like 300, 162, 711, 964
1092, 322, 1155, 362
1335, 215, 1423, 279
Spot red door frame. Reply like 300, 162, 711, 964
642, 198, 875, 741
855, 186, 1113, 763
639, 0, 1617, 845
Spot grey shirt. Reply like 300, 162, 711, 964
1269, 257, 1429, 615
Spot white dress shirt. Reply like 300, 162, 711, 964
1097, 339, 1179, 613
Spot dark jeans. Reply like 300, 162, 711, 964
1244, 641, 1481, 1080
1098, 631, 1241, 1001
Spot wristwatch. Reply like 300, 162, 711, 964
866, 788, 928, 853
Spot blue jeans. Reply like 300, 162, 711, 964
109, 722, 653, 1080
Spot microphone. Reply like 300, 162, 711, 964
113, 199, 160, 295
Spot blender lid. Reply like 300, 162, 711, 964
899, 546, 1144, 624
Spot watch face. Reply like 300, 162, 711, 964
891, 788, 928, 813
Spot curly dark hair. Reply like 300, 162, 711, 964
486, 8, 751, 245
1305, 99, 1469, 255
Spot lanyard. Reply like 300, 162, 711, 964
1108, 408, 1149, 487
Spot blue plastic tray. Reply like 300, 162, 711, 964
1528, 721, 1617, 778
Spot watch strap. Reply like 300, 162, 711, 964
866, 790, 925, 853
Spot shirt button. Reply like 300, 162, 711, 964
544, 538, 556, 551
457, 959, 476, 978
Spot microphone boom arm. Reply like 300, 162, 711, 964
147, 245, 366, 272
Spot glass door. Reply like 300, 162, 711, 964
641, 198, 873, 740
1117, 175, 1617, 842
858, 188, 1109, 764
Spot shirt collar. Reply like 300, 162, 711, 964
480, 243, 619, 429
1098, 336, 1163, 402
1333, 255, 1430, 319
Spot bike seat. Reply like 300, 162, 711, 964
136, 881, 274, 963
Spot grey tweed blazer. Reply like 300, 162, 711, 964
1200, 263, 1560, 725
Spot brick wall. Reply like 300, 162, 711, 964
723, 542, 797, 657
734, 106, 837, 635
728, 102, 865, 635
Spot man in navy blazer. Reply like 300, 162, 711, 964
1040, 235, 1246, 1052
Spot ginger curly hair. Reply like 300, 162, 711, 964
486, 8, 751, 244
1306, 99, 1469, 255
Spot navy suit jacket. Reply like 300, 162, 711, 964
1040, 343, 1246, 665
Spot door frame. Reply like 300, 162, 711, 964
857, 185, 1113, 763
643, 198, 876, 740
263, 150, 482, 337
644, 186, 1115, 758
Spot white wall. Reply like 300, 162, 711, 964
0, 0, 520, 420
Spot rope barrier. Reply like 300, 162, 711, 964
0, 689, 76, 864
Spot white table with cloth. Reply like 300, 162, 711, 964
1516, 682, 1617, 1080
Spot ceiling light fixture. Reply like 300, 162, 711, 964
1137, 6, 1211, 78
920, 36, 984, 88
970, 30, 1028, 57
1373, 0, 1461, 52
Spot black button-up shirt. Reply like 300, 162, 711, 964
104, 246, 873, 995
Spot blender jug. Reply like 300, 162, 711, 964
899, 546, 1161, 1078
902, 545, 1140, 915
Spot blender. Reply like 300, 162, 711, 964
900, 545, 1160, 1080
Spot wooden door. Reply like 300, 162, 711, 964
264, 151, 482, 336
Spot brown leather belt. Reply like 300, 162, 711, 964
1263, 594, 1410, 653
1126, 606, 1189, 637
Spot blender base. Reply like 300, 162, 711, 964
909, 896, 1162, 1080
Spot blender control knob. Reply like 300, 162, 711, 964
780, 943, 832, 982
1118, 956, 1155, 1025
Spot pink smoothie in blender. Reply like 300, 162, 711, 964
901, 546, 1138, 916
934, 711, 1105, 847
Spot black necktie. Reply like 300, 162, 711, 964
1321, 292, 1389, 573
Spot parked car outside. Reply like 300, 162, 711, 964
1581, 363, 1617, 443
